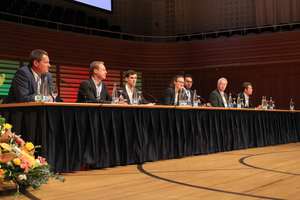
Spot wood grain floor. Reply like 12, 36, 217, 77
2, 143, 300, 200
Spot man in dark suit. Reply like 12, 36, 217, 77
77, 61, 112, 103
184, 74, 211, 107
184, 74, 194, 105
238, 82, 262, 109
4, 49, 53, 103
117, 70, 150, 104
209, 77, 229, 107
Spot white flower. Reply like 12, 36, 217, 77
35, 159, 41, 165
11, 145, 22, 157
6, 161, 13, 166
19, 174, 27, 180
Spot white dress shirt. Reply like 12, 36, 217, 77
125, 84, 133, 103
220, 91, 228, 107
243, 92, 249, 107
92, 77, 102, 99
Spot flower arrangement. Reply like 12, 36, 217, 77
0, 115, 65, 199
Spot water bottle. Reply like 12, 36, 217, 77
183, 90, 188, 106
193, 90, 198, 107
179, 89, 186, 106
112, 83, 118, 104
290, 98, 294, 110
186, 91, 192, 106
261, 96, 267, 109
237, 94, 241, 108
228, 93, 233, 108
269, 97, 273, 109
34, 77, 42, 102
42, 77, 50, 102
132, 87, 138, 105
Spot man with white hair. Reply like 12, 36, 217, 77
209, 77, 229, 107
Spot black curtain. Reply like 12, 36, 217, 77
1, 106, 299, 173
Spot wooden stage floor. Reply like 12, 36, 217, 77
2, 143, 300, 200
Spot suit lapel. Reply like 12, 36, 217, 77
89, 78, 97, 97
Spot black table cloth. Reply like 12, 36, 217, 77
1, 103, 299, 173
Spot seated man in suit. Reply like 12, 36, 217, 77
77, 61, 112, 103
117, 70, 151, 104
238, 82, 262, 109
183, 74, 194, 105
209, 77, 229, 107
4, 49, 53, 103
184, 74, 211, 107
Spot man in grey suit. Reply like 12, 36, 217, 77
209, 77, 229, 107
77, 61, 112, 103
5, 49, 53, 103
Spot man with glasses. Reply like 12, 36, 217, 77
161, 75, 185, 105
76, 61, 112, 103
184, 74, 194, 105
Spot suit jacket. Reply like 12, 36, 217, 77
186, 88, 194, 105
238, 92, 254, 108
117, 86, 148, 104
161, 87, 188, 105
77, 78, 112, 103
209, 88, 229, 107
4, 65, 53, 103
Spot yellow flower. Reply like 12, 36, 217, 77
32, 160, 40, 169
25, 142, 34, 151
0, 143, 11, 152
29, 156, 35, 167
2, 123, 12, 131
13, 158, 21, 165
23, 151, 35, 166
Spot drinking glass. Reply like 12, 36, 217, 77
118, 90, 124, 103
137, 91, 143, 105
197, 95, 202, 106
233, 98, 236, 108
272, 101, 275, 109
52, 85, 58, 102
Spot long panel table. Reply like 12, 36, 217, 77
0, 102, 299, 173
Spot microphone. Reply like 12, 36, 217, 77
231, 91, 238, 97
200, 97, 209, 106
134, 86, 157, 104
59, 78, 89, 103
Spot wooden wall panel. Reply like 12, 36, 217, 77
186, 63, 300, 109
1, 20, 300, 106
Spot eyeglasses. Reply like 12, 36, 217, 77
177, 81, 184, 84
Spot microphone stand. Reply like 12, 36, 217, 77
59, 78, 89, 103
134, 86, 157, 104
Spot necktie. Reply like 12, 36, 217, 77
36, 76, 41, 94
